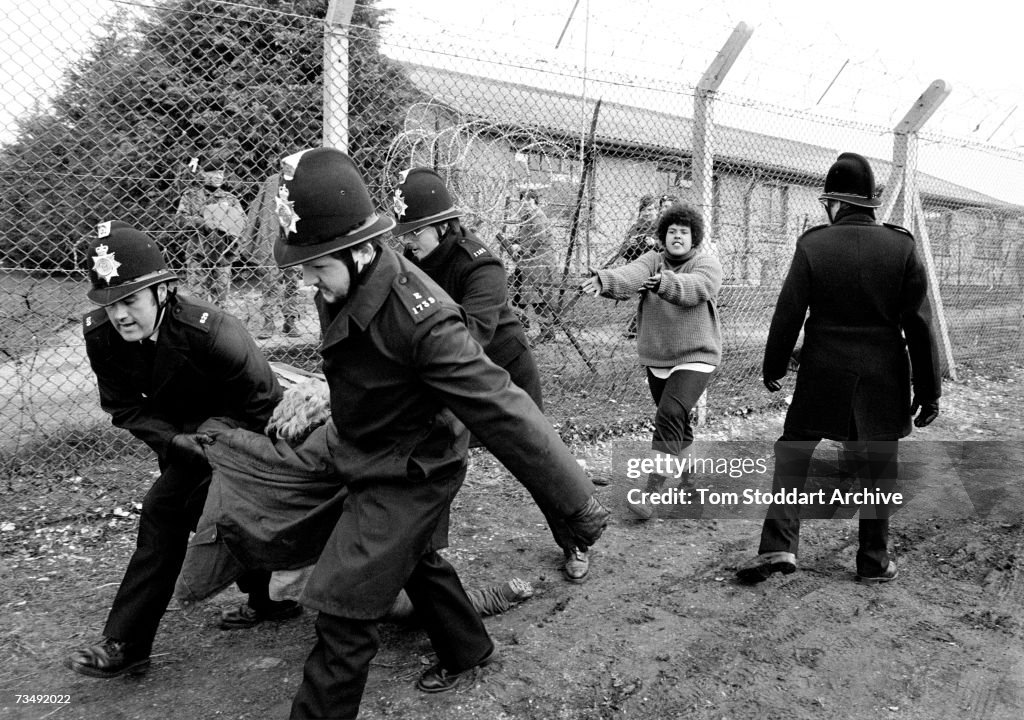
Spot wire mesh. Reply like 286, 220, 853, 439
2, 0, 1022, 483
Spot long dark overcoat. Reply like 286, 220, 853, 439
763, 211, 941, 440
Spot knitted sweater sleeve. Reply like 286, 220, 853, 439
656, 252, 722, 307
595, 253, 659, 300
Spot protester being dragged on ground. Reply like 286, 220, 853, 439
173, 371, 535, 621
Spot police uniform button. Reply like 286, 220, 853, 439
398, 276, 408, 285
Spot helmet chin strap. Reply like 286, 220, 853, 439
141, 286, 171, 343
344, 246, 377, 291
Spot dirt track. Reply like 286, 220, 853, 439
1, 363, 1022, 719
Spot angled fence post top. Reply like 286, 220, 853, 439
894, 80, 952, 135
697, 22, 753, 93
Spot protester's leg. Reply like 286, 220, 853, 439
289, 613, 379, 720
650, 369, 713, 457
631, 370, 712, 519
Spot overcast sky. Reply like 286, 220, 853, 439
3, 0, 1023, 202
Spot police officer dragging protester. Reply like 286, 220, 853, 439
391, 169, 602, 575
736, 152, 941, 585
67, 222, 299, 679
273, 148, 608, 719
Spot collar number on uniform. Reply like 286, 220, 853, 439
410, 291, 437, 316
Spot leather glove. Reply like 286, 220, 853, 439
563, 495, 610, 551
911, 397, 939, 427
763, 377, 783, 392
168, 432, 212, 465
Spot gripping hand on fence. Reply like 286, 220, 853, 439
581, 271, 602, 297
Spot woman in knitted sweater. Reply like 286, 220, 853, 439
582, 203, 723, 519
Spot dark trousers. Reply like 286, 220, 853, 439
103, 458, 269, 652
646, 368, 714, 456
757, 429, 898, 576
289, 551, 493, 720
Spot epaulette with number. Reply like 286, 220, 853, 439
393, 271, 446, 324
171, 299, 221, 334
82, 308, 109, 335
453, 235, 493, 262
883, 222, 914, 238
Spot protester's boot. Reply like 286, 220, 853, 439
628, 472, 668, 521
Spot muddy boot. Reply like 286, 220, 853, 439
628, 473, 668, 521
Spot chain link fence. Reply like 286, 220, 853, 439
2, 0, 1022, 481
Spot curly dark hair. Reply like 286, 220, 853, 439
656, 202, 704, 248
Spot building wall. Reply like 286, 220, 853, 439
403, 111, 1023, 290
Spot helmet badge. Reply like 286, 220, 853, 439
393, 188, 408, 219
275, 183, 300, 235
92, 244, 122, 284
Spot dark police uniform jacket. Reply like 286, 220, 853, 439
302, 246, 593, 618
83, 293, 282, 463
404, 228, 536, 397
763, 211, 941, 440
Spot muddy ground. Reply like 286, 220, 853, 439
1, 361, 1023, 720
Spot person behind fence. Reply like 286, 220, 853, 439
175, 155, 247, 306
509, 189, 558, 335
242, 171, 303, 338
658, 193, 679, 215
271, 148, 608, 719
606, 193, 660, 339
582, 202, 722, 520
391, 167, 592, 580
67, 221, 298, 680
608, 193, 659, 268
735, 151, 941, 585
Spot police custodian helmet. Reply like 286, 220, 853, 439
86, 221, 177, 306
820, 152, 882, 208
391, 167, 461, 236
273, 147, 395, 268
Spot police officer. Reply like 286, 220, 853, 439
393, 167, 542, 407
392, 167, 593, 580
274, 148, 608, 719
736, 152, 941, 585
67, 222, 297, 679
